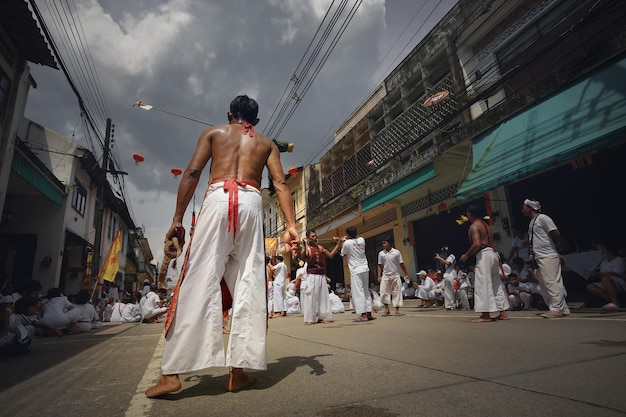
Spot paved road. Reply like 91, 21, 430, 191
2, 303, 625, 417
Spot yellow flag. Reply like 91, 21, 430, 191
265, 238, 278, 257
99, 228, 122, 282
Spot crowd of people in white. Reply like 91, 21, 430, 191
2, 230, 624, 355
0, 279, 170, 356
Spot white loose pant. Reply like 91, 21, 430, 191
303, 273, 333, 323
161, 183, 266, 374
380, 275, 403, 307
536, 257, 570, 315
350, 271, 371, 315
473, 248, 510, 313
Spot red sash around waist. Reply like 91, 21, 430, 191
211, 178, 260, 239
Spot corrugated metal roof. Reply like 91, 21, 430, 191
1, 0, 57, 68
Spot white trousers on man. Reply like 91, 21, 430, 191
350, 271, 371, 315
273, 280, 286, 313
473, 248, 509, 313
380, 275, 403, 307
536, 257, 570, 315
161, 183, 266, 375
303, 273, 333, 323
443, 274, 457, 309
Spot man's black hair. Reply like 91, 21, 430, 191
230, 95, 258, 123
276, 255, 284, 262
74, 289, 91, 305
466, 204, 485, 218
346, 226, 357, 238
14, 296, 38, 315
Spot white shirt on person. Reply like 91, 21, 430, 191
341, 237, 369, 274
598, 256, 626, 275
378, 248, 404, 276
140, 291, 161, 315
511, 233, 530, 261
528, 214, 559, 259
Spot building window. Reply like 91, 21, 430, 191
71, 180, 87, 216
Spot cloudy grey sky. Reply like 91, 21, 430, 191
24, 0, 456, 265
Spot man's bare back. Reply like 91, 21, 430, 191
167, 114, 294, 244
206, 123, 276, 188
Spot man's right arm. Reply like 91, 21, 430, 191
167, 128, 214, 240
460, 224, 481, 263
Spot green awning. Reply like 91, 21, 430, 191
362, 163, 435, 212
12, 151, 64, 205
456, 58, 626, 202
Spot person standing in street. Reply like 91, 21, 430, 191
460, 205, 510, 322
296, 230, 341, 325
435, 246, 457, 310
272, 255, 287, 317
522, 199, 570, 318
145, 95, 298, 398
377, 237, 409, 316
340, 226, 372, 322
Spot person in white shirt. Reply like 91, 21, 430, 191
40, 288, 80, 334
435, 246, 457, 310
402, 276, 415, 299
377, 236, 409, 316
415, 270, 436, 308
506, 273, 533, 310
586, 242, 626, 311
107, 283, 120, 302
121, 295, 142, 322
110, 300, 126, 322
454, 265, 471, 311
508, 224, 530, 262
340, 226, 372, 322
139, 288, 168, 323
329, 291, 345, 313
294, 261, 308, 318
271, 256, 287, 317
523, 199, 570, 318
72, 290, 102, 333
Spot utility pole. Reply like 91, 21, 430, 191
91, 118, 112, 290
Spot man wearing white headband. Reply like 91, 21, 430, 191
522, 199, 570, 318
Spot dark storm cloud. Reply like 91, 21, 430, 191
24, 0, 456, 262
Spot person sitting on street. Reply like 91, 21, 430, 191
402, 276, 416, 299
72, 290, 102, 333
454, 265, 471, 311
40, 288, 80, 334
110, 298, 126, 323
506, 273, 533, 310
121, 294, 142, 323
586, 242, 625, 311
14, 296, 63, 339
329, 290, 345, 314
103, 298, 114, 322
139, 287, 168, 323
1, 296, 34, 355
415, 270, 437, 308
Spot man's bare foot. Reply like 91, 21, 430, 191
318, 319, 330, 324
227, 368, 256, 392
222, 327, 230, 334
495, 312, 510, 320
304, 322, 312, 326
471, 314, 493, 323
145, 375, 181, 398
